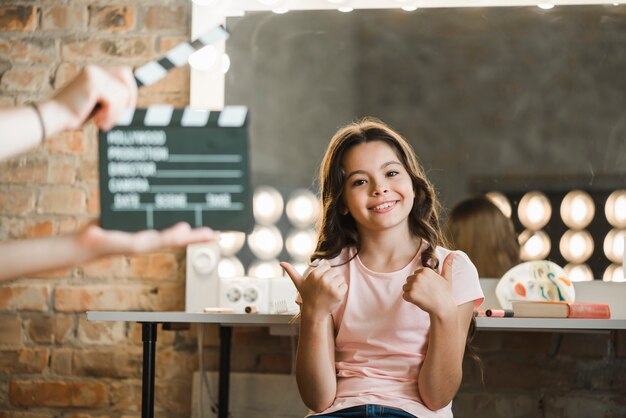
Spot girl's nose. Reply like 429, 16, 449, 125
372, 183, 389, 196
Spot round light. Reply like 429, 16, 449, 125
192, 0, 219, 5
519, 229, 551, 261
258, 0, 280, 4
537, 3, 555, 10
218, 231, 246, 256
518, 191, 552, 230
560, 190, 595, 229
338, 7, 353, 12
564, 263, 594, 282
253, 186, 284, 225
486, 191, 512, 218
285, 229, 317, 262
401, 6, 418, 11
605, 190, 626, 228
559, 229, 594, 263
603, 229, 625, 264
603, 264, 625, 282
286, 189, 320, 228
221, 53, 231, 74
218, 257, 245, 279
248, 224, 283, 260
272, 8, 288, 14
248, 259, 283, 279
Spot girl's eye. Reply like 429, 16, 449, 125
387, 171, 399, 177
352, 179, 366, 187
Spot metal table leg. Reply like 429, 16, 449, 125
218, 325, 232, 418
141, 322, 158, 418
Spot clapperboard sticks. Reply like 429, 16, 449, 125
134, 24, 229, 88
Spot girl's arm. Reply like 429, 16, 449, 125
281, 261, 346, 412
296, 307, 338, 411
0, 222, 216, 282
417, 300, 474, 410
402, 253, 475, 410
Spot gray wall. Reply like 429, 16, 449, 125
225, 5, 626, 210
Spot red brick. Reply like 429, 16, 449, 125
28, 314, 74, 344
0, 38, 56, 63
0, 285, 49, 311
615, 330, 626, 358
0, 156, 48, 184
53, 62, 82, 89
0, 315, 22, 344
47, 157, 78, 185
46, 129, 87, 154
10, 380, 107, 408
258, 352, 292, 373
76, 316, 125, 345
22, 220, 55, 238
154, 380, 192, 416
481, 354, 581, 390
0, 187, 36, 215
0, 66, 50, 93
54, 284, 184, 312
143, 6, 187, 31
50, 348, 73, 375
42, 6, 87, 31
62, 36, 154, 64
37, 187, 86, 215
89, 6, 135, 32
109, 381, 140, 412
81, 256, 128, 280
0, 348, 48, 374
0, 6, 37, 32
72, 348, 142, 378
86, 185, 99, 216
155, 347, 196, 380
76, 157, 98, 183
128, 253, 179, 281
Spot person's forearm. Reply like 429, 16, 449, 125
0, 234, 94, 282
418, 307, 465, 410
0, 101, 70, 160
296, 309, 337, 412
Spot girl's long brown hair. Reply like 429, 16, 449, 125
445, 195, 521, 278
311, 117, 443, 270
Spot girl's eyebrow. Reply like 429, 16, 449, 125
345, 160, 402, 179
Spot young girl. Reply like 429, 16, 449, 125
281, 118, 484, 418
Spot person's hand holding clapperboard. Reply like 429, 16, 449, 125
0, 27, 234, 282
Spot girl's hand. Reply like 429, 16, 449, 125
281, 260, 347, 322
402, 253, 457, 318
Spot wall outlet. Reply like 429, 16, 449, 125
219, 276, 270, 313
185, 242, 220, 313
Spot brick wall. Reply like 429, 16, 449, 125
1, 2, 626, 418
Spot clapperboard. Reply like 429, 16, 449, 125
98, 25, 253, 233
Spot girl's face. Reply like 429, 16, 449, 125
341, 140, 415, 235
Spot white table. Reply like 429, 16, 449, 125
87, 311, 626, 418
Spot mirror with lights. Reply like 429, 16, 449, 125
190, 1, 625, 281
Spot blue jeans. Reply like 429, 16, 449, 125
312, 404, 416, 417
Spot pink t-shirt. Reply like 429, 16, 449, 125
307, 246, 484, 418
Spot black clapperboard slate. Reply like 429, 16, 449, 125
98, 105, 253, 232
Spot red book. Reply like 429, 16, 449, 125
511, 301, 611, 319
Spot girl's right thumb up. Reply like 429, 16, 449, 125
280, 262, 303, 290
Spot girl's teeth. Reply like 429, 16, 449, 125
373, 202, 395, 210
